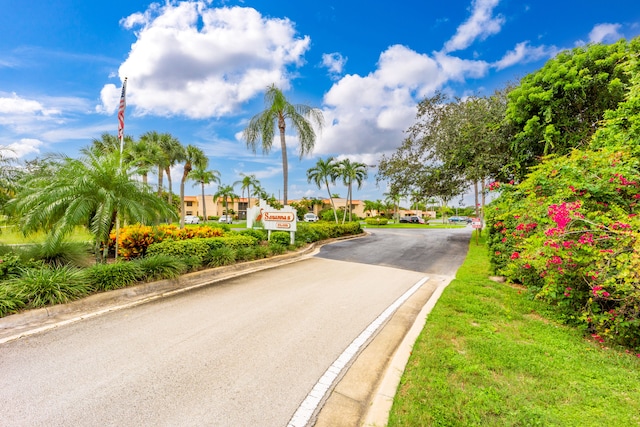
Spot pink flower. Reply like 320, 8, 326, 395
510, 252, 520, 260
523, 263, 531, 269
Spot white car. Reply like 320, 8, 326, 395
218, 215, 233, 224
303, 213, 319, 222
184, 215, 200, 224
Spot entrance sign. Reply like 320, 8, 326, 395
247, 200, 297, 244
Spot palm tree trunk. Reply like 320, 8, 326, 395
201, 182, 207, 221
325, 180, 338, 223
166, 168, 173, 205
157, 166, 164, 197
279, 120, 288, 205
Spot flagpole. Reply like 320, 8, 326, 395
115, 77, 127, 261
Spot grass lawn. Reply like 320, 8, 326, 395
0, 226, 92, 245
363, 222, 466, 229
388, 235, 640, 427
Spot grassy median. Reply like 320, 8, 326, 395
388, 235, 640, 427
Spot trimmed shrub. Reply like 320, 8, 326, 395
238, 228, 267, 242
0, 252, 26, 280
146, 239, 210, 264
234, 246, 256, 262
365, 217, 388, 225
269, 231, 290, 246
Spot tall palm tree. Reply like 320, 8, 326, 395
189, 166, 220, 223
157, 133, 185, 205
213, 184, 239, 219
384, 191, 401, 222
242, 84, 324, 205
81, 133, 135, 156
179, 145, 208, 228
307, 157, 340, 223
233, 173, 261, 211
140, 131, 164, 195
338, 159, 368, 223
8, 150, 174, 263
125, 138, 161, 185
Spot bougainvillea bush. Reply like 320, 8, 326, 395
487, 147, 640, 350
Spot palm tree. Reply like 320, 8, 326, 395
189, 167, 221, 223
214, 184, 239, 219
8, 150, 174, 263
157, 133, 185, 205
338, 159, 368, 223
363, 200, 378, 217
140, 131, 164, 195
179, 145, 207, 228
384, 191, 401, 222
243, 84, 324, 205
125, 138, 161, 185
234, 173, 261, 212
307, 157, 340, 223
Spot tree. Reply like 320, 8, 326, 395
338, 159, 368, 223
126, 137, 161, 185
156, 133, 185, 205
179, 145, 207, 228
307, 157, 340, 223
0, 147, 20, 211
243, 84, 324, 205
234, 173, 261, 211
505, 39, 632, 177
189, 166, 221, 222
7, 151, 174, 263
214, 184, 239, 218
81, 132, 133, 156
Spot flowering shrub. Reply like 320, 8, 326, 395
487, 147, 640, 350
109, 224, 225, 259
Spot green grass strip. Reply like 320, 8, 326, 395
388, 235, 640, 427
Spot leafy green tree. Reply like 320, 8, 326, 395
81, 132, 134, 156
179, 145, 207, 228
307, 157, 340, 223
7, 151, 174, 263
505, 39, 633, 177
214, 184, 239, 217
0, 147, 20, 212
338, 159, 368, 222
189, 166, 221, 222
243, 84, 324, 205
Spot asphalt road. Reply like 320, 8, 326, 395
0, 227, 472, 427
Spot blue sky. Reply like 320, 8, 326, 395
1, 0, 639, 205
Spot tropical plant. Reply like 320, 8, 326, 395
179, 144, 207, 228
156, 133, 185, 205
189, 166, 220, 223
337, 159, 368, 222
234, 173, 261, 211
7, 150, 175, 263
243, 84, 324, 205
126, 137, 161, 185
7, 265, 88, 308
214, 184, 239, 218
307, 157, 340, 223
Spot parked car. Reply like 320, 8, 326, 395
399, 215, 425, 224
218, 215, 233, 224
303, 213, 319, 222
184, 215, 200, 224
448, 216, 472, 224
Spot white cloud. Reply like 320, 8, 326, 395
589, 23, 622, 43
3, 138, 44, 158
493, 41, 556, 70
321, 52, 347, 79
101, 1, 310, 119
315, 45, 489, 162
443, 0, 505, 53
0, 93, 59, 117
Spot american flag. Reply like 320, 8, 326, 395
117, 77, 127, 141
